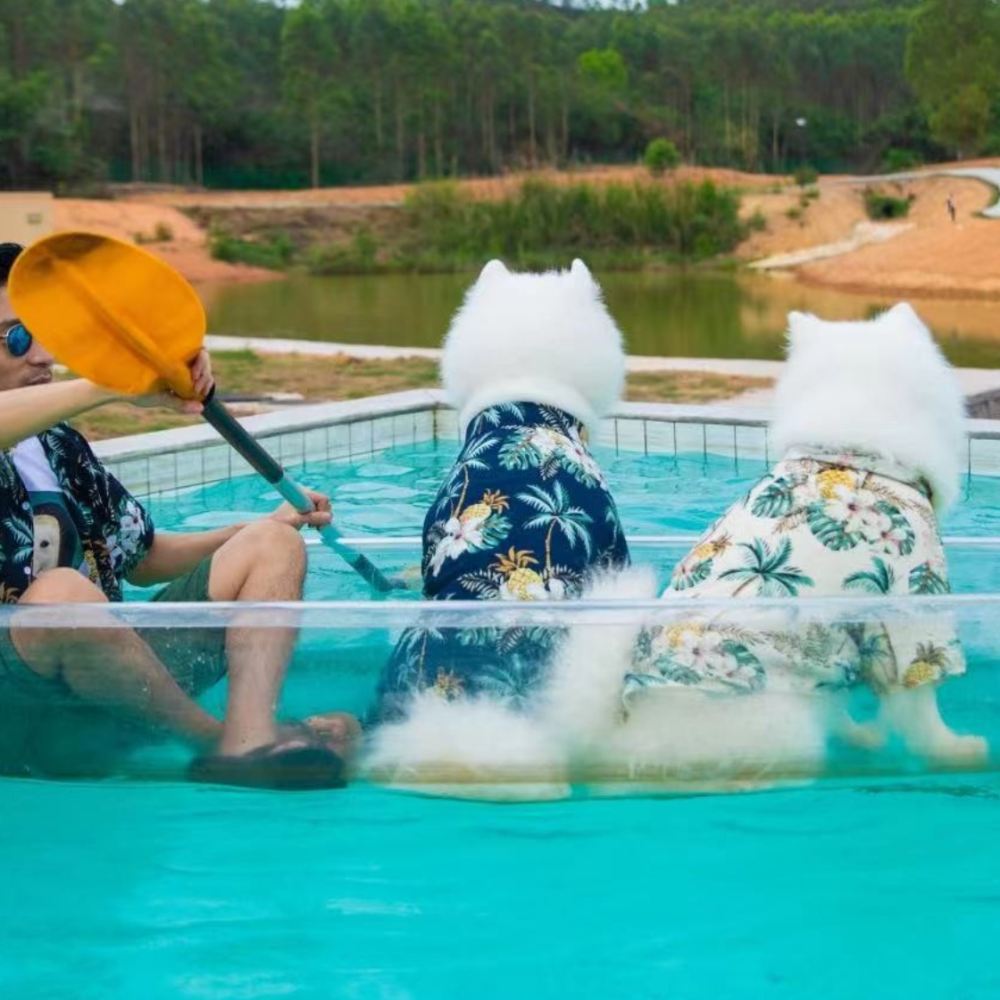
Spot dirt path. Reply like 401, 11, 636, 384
737, 163, 1000, 299
52, 158, 1000, 300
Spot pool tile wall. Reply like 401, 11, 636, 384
94, 390, 1000, 499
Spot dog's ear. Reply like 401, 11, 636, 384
787, 310, 817, 337
786, 310, 824, 356
884, 302, 921, 325
477, 259, 509, 286
569, 258, 594, 286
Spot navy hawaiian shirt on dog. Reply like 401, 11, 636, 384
374, 402, 630, 721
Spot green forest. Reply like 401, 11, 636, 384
1, 0, 997, 192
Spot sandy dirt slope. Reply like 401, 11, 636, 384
722, 164, 1000, 300
796, 175, 1000, 299
54, 165, 778, 284
52, 198, 276, 284
126, 164, 779, 209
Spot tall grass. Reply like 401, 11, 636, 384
397, 178, 746, 269
208, 178, 748, 275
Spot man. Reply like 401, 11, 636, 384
0, 242, 354, 788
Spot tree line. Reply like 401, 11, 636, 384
1, 0, 996, 192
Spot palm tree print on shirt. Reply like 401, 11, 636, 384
518, 481, 593, 595
717, 538, 815, 596
843, 557, 896, 594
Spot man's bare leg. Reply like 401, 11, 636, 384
207, 520, 322, 756
12, 568, 221, 747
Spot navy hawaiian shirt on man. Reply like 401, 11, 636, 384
0, 424, 154, 603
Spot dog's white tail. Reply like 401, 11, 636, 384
362, 568, 655, 799
538, 567, 657, 751
362, 691, 567, 800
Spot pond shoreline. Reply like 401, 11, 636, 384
198, 269, 1000, 371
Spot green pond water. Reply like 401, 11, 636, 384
202, 269, 1000, 367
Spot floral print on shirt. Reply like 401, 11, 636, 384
624, 449, 964, 704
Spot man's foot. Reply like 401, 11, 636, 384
302, 712, 362, 757
188, 739, 347, 790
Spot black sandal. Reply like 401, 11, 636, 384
188, 740, 347, 790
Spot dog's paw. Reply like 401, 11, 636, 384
910, 731, 989, 767
839, 718, 888, 751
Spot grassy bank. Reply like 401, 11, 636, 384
68, 351, 771, 441
203, 178, 750, 277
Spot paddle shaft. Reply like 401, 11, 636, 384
201, 391, 395, 593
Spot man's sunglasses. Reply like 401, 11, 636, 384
2, 323, 32, 358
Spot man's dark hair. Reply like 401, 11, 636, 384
0, 243, 24, 287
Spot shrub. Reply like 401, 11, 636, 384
134, 222, 175, 244
643, 137, 681, 177
793, 165, 818, 187
882, 148, 923, 173
863, 189, 913, 220
298, 178, 749, 275
306, 229, 380, 274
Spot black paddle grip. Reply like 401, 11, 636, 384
202, 388, 284, 484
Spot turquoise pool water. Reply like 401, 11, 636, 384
141, 441, 1000, 598
5, 442, 1000, 998
7, 776, 1000, 999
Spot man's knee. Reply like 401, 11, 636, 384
239, 520, 306, 565
20, 568, 107, 605
210, 520, 306, 600
12, 570, 107, 675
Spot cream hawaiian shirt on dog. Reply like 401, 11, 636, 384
624, 448, 964, 704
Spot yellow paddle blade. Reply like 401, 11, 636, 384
7, 231, 205, 397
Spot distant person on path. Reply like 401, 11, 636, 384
0, 241, 357, 789
947, 193, 957, 224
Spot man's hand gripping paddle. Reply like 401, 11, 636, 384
8, 231, 399, 594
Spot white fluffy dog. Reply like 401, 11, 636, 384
367, 258, 630, 768
365, 303, 986, 798
566, 303, 985, 785
441, 257, 626, 436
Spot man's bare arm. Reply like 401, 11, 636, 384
127, 526, 246, 586
0, 379, 119, 449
